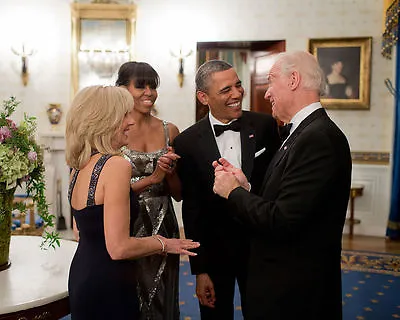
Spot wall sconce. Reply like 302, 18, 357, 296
11, 44, 36, 86
171, 46, 193, 88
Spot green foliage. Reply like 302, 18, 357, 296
1, 96, 18, 118
0, 97, 60, 249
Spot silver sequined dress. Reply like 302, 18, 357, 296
122, 120, 180, 320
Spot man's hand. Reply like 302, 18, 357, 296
196, 273, 216, 308
157, 146, 181, 175
212, 158, 250, 198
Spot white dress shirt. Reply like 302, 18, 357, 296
209, 113, 242, 168
281, 102, 323, 146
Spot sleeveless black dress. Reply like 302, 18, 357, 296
68, 155, 140, 320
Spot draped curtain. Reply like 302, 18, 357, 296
386, 40, 400, 240
383, 0, 400, 239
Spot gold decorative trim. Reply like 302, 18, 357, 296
381, 0, 399, 59
342, 250, 400, 275
70, 3, 136, 20
351, 151, 390, 165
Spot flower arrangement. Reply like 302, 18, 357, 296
0, 96, 59, 249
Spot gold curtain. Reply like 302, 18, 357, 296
382, 0, 399, 59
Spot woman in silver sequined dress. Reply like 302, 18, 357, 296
116, 62, 182, 320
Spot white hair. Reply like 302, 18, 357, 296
276, 51, 327, 96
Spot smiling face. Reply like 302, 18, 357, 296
264, 62, 293, 123
126, 82, 158, 115
197, 68, 244, 123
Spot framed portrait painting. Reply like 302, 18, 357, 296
309, 37, 372, 110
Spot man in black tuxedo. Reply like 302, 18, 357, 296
213, 51, 352, 320
173, 60, 280, 319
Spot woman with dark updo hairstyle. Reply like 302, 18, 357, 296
325, 60, 354, 99
116, 61, 182, 320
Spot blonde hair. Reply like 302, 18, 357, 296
66, 85, 133, 169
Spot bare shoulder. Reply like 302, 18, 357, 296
167, 122, 180, 141
104, 155, 131, 166
102, 155, 132, 178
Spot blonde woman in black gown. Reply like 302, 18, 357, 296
116, 62, 182, 320
66, 85, 199, 320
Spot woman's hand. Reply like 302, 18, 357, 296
158, 235, 200, 256
149, 164, 166, 185
157, 147, 181, 175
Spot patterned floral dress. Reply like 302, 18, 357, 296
122, 120, 180, 320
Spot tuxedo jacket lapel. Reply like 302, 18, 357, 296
240, 115, 256, 179
196, 116, 221, 173
260, 108, 327, 191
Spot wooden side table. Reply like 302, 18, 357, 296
346, 184, 364, 238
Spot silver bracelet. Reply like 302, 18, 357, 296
152, 235, 165, 253
131, 176, 145, 184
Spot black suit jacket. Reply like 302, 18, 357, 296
173, 111, 280, 275
228, 108, 352, 319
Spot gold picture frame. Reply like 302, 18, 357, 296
308, 37, 372, 110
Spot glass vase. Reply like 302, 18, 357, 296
0, 186, 16, 271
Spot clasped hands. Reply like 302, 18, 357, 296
150, 147, 180, 184
212, 158, 250, 199
157, 146, 180, 173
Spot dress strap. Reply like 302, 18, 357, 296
68, 169, 80, 204
87, 154, 113, 206
162, 120, 170, 147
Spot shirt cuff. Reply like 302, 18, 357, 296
246, 182, 251, 192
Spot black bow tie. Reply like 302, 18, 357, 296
279, 123, 293, 142
213, 119, 241, 137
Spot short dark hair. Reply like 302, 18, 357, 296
195, 60, 233, 92
115, 61, 160, 89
